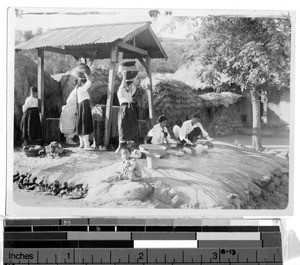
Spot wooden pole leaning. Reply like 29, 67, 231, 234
37, 49, 45, 142
146, 56, 155, 126
104, 46, 118, 148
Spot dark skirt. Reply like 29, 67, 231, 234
20, 107, 42, 140
187, 127, 202, 143
77, 99, 93, 135
179, 127, 203, 145
118, 103, 138, 142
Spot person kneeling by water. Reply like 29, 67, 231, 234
173, 114, 214, 145
117, 146, 142, 181
145, 115, 170, 145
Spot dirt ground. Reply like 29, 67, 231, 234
12, 132, 290, 210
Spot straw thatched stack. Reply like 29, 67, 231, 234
139, 78, 242, 124
14, 53, 63, 141
152, 79, 206, 126
138, 78, 244, 135
59, 66, 122, 106
199, 92, 242, 108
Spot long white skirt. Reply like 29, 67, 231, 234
59, 104, 77, 135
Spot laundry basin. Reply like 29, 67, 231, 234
139, 144, 167, 169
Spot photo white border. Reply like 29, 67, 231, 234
5, 6, 296, 218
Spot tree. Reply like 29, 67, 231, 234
151, 41, 187, 73
23, 30, 35, 41
184, 16, 291, 151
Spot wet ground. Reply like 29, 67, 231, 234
12, 133, 290, 210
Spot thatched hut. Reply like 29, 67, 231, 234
140, 79, 244, 136
153, 79, 205, 126
14, 53, 63, 142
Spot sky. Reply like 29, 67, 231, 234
10, 8, 294, 40
11, 8, 190, 39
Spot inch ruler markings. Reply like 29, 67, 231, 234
3, 218, 283, 265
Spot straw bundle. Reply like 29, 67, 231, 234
59, 66, 122, 106
152, 79, 205, 126
199, 92, 242, 108
138, 78, 242, 132
14, 53, 63, 141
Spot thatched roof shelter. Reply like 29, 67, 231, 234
15, 21, 167, 147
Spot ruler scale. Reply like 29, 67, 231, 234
3, 219, 283, 265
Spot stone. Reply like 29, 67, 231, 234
152, 181, 190, 208
227, 194, 243, 209
268, 182, 276, 193
273, 177, 282, 187
85, 180, 153, 203
249, 182, 261, 198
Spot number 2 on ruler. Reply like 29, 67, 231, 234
138, 252, 144, 261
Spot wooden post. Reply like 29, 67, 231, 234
146, 56, 155, 126
104, 46, 117, 148
37, 49, 45, 141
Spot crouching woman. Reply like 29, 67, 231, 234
145, 115, 170, 145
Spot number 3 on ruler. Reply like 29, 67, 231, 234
212, 252, 218, 260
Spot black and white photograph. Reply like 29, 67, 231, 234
7, 7, 294, 216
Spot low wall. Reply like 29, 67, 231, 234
202, 104, 244, 136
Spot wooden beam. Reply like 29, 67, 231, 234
117, 41, 149, 56
147, 26, 168, 60
42, 46, 86, 57
90, 49, 99, 64
133, 37, 136, 46
122, 23, 151, 43
42, 46, 105, 59
104, 46, 118, 148
146, 56, 155, 126
37, 49, 45, 141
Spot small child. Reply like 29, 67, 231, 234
117, 146, 142, 181
20, 86, 42, 146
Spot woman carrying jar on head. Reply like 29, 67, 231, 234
75, 63, 94, 150
115, 61, 139, 153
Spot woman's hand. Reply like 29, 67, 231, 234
122, 70, 127, 78
84, 72, 91, 82
185, 139, 193, 145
